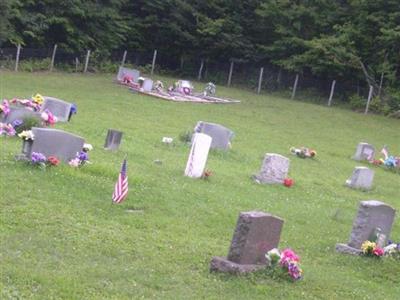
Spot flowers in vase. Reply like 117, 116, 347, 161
265, 248, 303, 281
18, 130, 35, 141
361, 241, 384, 257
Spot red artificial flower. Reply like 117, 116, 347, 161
373, 248, 384, 257
372, 159, 383, 166
203, 169, 212, 179
283, 178, 294, 187
47, 156, 60, 166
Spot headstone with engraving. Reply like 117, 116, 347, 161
336, 200, 396, 255
193, 121, 234, 151
104, 129, 123, 151
254, 153, 290, 184
345, 167, 374, 190
41, 97, 72, 122
184, 133, 212, 178
18, 127, 84, 162
1, 106, 41, 124
116, 66, 140, 83
353, 142, 375, 161
210, 211, 284, 274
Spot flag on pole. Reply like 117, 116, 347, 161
381, 146, 389, 160
112, 159, 128, 204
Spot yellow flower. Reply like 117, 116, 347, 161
361, 241, 376, 254
32, 93, 44, 104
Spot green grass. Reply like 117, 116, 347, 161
0, 71, 399, 299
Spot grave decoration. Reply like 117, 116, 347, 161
290, 146, 316, 158
265, 248, 303, 281
336, 200, 396, 256
210, 211, 284, 274
29, 152, 61, 169
69, 143, 93, 167
0, 122, 16, 136
383, 241, 400, 259
360, 240, 400, 259
369, 146, 399, 170
162, 137, 173, 144
116, 66, 140, 88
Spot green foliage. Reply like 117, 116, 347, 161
349, 94, 365, 110
16, 116, 42, 133
18, 58, 51, 72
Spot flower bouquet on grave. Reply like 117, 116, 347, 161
41, 109, 58, 126
264, 248, 303, 281
0, 122, 16, 136
384, 241, 400, 259
18, 130, 35, 141
0, 99, 10, 116
10, 98, 41, 111
290, 147, 316, 159
202, 169, 213, 180
361, 241, 384, 258
47, 156, 60, 166
69, 144, 93, 167
30, 152, 47, 169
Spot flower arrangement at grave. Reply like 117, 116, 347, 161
41, 109, 58, 126
283, 178, 294, 187
361, 241, 384, 257
10, 97, 41, 111
18, 130, 35, 141
0, 99, 10, 116
69, 143, 93, 167
30, 152, 47, 168
203, 82, 216, 96
265, 248, 303, 281
0, 123, 16, 136
384, 241, 400, 259
154, 80, 164, 92
47, 156, 60, 166
202, 169, 213, 180
368, 146, 399, 172
290, 146, 316, 158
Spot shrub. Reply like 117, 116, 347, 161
19, 59, 51, 72
349, 94, 365, 110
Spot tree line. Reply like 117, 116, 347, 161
1, 0, 400, 111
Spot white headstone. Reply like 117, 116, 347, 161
345, 167, 374, 190
254, 153, 290, 184
184, 133, 212, 178
353, 142, 375, 161
142, 79, 153, 92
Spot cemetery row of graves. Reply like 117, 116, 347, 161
0, 71, 399, 298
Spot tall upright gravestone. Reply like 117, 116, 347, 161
193, 121, 234, 151
184, 133, 212, 178
19, 127, 84, 162
210, 211, 284, 274
254, 153, 290, 184
336, 200, 396, 255
41, 97, 73, 122
104, 129, 123, 150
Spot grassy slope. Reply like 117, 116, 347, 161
0, 71, 399, 299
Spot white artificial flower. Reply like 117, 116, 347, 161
83, 143, 93, 151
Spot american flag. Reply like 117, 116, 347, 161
112, 159, 128, 204
381, 146, 389, 160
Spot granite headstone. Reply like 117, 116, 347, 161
41, 97, 72, 122
345, 167, 374, 190
353, 142, 375, 161
254, 153, 290, 184
210, 211, 284, 274
193, 121, 234, 151
1, 106, 40, 124
104, 129, 123, 151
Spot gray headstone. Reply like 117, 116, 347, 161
193, 121, 234, 151
353, 142, 375, 161
210, 211, 284, 274
41, 97, 72, 122
336, 200, 396, 255
254, 153, 290, 184
142, 79, 153, 92
104, 129, 123, 150
116, 66, 140, 83
20, 127, 84, 162
345, 167, 374, 190
1, 106, 41, 124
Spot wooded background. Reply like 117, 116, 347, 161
1, 0, 399, 113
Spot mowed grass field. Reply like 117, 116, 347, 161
0, 71, 399, 299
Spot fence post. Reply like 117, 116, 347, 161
151, 49, 157, 75
15, 44, 21, 72
227, 61, 234, 87
365, 85, 373, 114
257, 67, 264, 94
84, 50, 91, 73
197, 59, 204, 80
327, 79, 336, 106
378, 71, 384, 97
121, 50, 127, 67
49, 44, 58, 72
291, 74, 299, 100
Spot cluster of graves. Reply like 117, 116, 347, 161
115, 66, 240, 104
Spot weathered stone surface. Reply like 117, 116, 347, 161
210, 211, 284, 274
345, 167, 374, 190
116, 66, 140, 83
336, 200, 396, 255
184, 133, 212, 178
104, 129, 123, 150
193, 121, 234, 151
335, 243, 362, 255
353, 142, 375, 161
20, 127, 84, 162
254, 153, 290, 184
210, 257, 265, 274
1, 106, 40, 124
41, 97, 72, 122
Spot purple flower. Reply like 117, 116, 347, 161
78, 151, 88, 162
31, 152, 46, 163
12, 119, 23, 128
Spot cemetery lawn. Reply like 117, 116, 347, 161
1, 71, 400, 300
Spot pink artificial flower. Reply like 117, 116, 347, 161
373, 248, 384, 257
280, 248, 300, 267
69, 158, 80, 167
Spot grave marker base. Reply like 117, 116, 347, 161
210, 256, 266, 274
335, 243, 362, 256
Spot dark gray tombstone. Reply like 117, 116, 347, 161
345, 167, 374, 190
116, 66, 140, 83
193, 121, 234, 150
104, 129, 123, 150
210, 211, 284, 274
254, 153, 290, 184
41, 97, 72, 122
336, 200, 396, 255
353, 142, 375, 161
19, 127, 84, 162
1, 106, 41, 124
